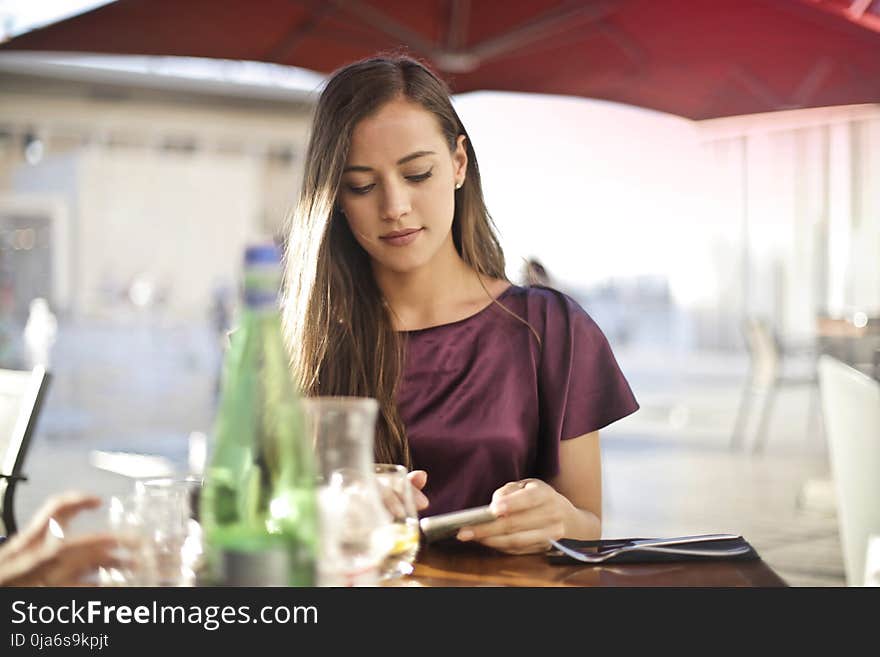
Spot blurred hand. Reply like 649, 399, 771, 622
407, 470, 429, 511
455, 479, 567, 555
0, 491, 126, 586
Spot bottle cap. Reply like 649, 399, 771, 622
244, 243, 281, 267
242, 243, 282, 308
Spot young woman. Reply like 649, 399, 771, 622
282, 55, 638, 555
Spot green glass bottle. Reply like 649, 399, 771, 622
199, 243, 317, 586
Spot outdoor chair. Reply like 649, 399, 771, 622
730, 317, 819, 453
818, 355, 880, 586
0, 365, 51, 537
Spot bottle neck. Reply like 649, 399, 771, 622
243, 264, 281, 311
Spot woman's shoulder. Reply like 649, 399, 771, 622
504, 284, 591, 319
502, 283, 608, 344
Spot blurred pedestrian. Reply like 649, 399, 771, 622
23, 297, 57, 370
521, 258, 552, 287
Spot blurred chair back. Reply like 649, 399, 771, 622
818, 355, 880, 586
743, 317, 780, 387
0, 365, 51, 536
732, 317, 818, 452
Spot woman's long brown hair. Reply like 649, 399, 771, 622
282, 55, 507, 467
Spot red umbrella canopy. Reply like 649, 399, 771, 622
2, 0, 879, 119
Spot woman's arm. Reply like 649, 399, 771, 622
548, 430, 602, 540
456, 431, 602, 554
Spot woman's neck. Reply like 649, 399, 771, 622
373, 240, 497, 331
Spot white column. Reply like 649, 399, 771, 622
826, 121, 852, 317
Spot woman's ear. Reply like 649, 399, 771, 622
453, 134, 468, 187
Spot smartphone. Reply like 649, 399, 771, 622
419, 505, 496, 543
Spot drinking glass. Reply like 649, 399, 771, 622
864, 534, 880, 587
133, 477, 203, 586
99, 495, 159, 586
373, 463, 420, 579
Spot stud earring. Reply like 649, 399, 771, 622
455, 181, 463, 190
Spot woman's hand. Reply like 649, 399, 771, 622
455, 479, 568, 555
407, 469, 429, 511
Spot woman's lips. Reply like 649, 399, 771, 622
380, 228, 423, 246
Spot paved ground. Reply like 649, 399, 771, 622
13, 320, 844, 586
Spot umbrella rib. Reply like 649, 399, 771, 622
806, 0, 880, 33
792, 57, 835, 107
766, 0, 880, 44
592, 23, 647, 79
264, 1, 338, 64
446, 0, 471, 50
729, 66, 786, 107
465, 0, 625, 63
330, 0, 438, 53
702, 65, 813, 116
848, 0, 874, 18
329, 0, 624, 72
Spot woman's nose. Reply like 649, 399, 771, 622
380, 181, 411, 222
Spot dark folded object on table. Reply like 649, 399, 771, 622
547, 533, 759, 565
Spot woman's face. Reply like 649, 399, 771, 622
339, 96, 467, 275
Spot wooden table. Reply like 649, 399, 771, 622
403, 542, 788, 587
816, 315, 880, 377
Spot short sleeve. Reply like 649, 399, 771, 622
534, 289, 639, 479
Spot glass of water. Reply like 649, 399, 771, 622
133, 477, 203, 586
100, 495, 158, 586
373, 464, 421, 580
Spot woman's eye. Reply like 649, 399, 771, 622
406, 170, 433, 183
347, 183, 375, 195
345, 170, 431, 194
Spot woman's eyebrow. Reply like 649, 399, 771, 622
343, 150, 435, 173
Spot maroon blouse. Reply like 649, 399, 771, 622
398, 284, 639, 517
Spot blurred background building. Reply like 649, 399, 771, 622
0, 51, 317, 329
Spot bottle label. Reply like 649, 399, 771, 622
217, 546, 293, 587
